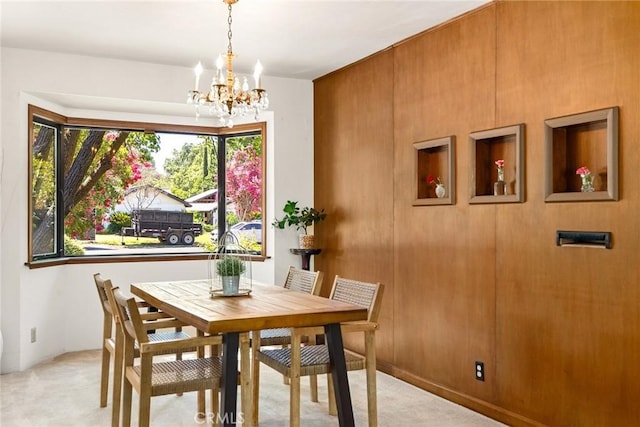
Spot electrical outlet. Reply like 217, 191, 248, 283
475, 361, 485, 381
30, 327, 37, 343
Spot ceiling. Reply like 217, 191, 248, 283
1, 0, 488, 81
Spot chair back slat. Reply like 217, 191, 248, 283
284, 266, 324, 296
93, 273, 113, 315
111, 286, 149, 344
330, 276, 384, 323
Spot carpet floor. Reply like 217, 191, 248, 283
0, 349, 505, 426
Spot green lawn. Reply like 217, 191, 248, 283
82, 232, 261, 254
90, 233, 213, 249
94, 234, 160, 246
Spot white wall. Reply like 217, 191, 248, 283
0, 47, 314, 373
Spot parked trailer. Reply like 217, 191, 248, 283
127, 210, 203, 245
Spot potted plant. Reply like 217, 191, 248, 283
216, 257, 245, 295
273, 200, 326, 248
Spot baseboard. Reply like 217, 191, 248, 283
376, 362, 545, 427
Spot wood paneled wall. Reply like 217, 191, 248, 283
314, 49, 396, 362
314, 1, 640, 426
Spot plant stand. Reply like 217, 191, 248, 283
289, 248, 321, 271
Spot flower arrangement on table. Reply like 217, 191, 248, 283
576, 166, 594, 192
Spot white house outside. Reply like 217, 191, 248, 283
113, 184, 190, 213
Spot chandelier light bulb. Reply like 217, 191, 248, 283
194, 62, 203, 91
215, 54, 224, 83
253, 60, 263, 89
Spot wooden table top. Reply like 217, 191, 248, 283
130, 279, 368, 335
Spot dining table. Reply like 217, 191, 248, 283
130, 279, 368, 427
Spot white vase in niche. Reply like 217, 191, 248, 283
435, 184, 446, 198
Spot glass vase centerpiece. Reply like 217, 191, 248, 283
208, 231, 252, 297
576, 166, 594, 192
494, 159, 507, 196
427, 175, 446, 198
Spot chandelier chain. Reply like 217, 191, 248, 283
227, 3, 233, 56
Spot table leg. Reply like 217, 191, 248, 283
324, 323, 355, 427
239, 333, 252, 427
221, 332, 240, 426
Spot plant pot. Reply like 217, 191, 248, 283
299, 234, 316, 249
221, 275, 240, 295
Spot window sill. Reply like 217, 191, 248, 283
26, 253, 268, 269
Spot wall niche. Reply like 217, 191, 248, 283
469, 124, 524, 204
413, 136, 455, 206
544, 107, 619, 202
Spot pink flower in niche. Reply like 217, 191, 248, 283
495, 159, 504, 170
427, 175, 442, 185
576, 166, 591, 176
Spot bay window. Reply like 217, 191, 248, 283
28, 105, 266, 266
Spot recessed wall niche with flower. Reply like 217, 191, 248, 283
412, 135, 455, 206
427, 175, 446, 198
469, 123, 523, 203
544, 108, 618, 202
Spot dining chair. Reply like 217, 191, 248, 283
254, 275, 384, 427
252, 266, 324, 348
94, 273, 194, 426
110, 284, 225, 427
250, 266, 324, 423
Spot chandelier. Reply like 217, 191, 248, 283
187, 0, 268, 128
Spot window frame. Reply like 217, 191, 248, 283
27, 105, 267, 268
29, 116, 63, 260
